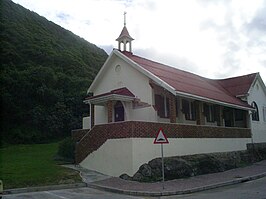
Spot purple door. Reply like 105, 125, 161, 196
114, 101, 124, 122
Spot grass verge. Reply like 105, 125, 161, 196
0, 142, 81, 189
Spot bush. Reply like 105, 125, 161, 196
2, 127, 44, 145
56, 137, 75, 163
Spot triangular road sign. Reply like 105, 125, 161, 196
154, 128, 169, 144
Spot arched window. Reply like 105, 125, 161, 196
251, 102, 259, 121
114, 101, 124, 122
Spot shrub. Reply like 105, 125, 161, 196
56, 137, 75, 163
2, 127, 44, 145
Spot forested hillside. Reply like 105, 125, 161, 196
0, 0, 108, 144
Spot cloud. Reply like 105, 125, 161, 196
99, 45, 113, 54
196, 0, 266, 81
11, 0, 266, 83
247, 6, 266, 32
56, 13, 71, 23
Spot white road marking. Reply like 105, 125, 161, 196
44, 191, 69, 199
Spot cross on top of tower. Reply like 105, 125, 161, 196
124, 11, 127, 26
116, 12, 134, 52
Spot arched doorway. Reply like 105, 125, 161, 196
114, 101, 124, 122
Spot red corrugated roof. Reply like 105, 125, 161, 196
86, 87, 135, 100
217, 73, 257, 96
122, 51, 254, 109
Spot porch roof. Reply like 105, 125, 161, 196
84, 87, 135, 105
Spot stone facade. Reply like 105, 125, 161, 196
107, 100, 113, 123
90, 104, 95, 127
72, 129, 89, 142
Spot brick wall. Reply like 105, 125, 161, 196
74, 121, 251, 163
107, 100, 113, 123
71, 129, 89, 142
91, 104, 95, 127
169, 94, 176, 123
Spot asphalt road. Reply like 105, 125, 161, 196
159, 176, 266, 199
3, 177, 266, 199
3, 187, 145, 199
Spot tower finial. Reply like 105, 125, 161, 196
116, 11, 134, 52
124, 11, 127, 26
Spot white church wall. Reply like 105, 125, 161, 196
80, 138, 134, 177
92, 54, 158, 124
80, 137, 250, 177
82, 116, 91, 129
95, 106, 107, 125
248, 78, 266, 143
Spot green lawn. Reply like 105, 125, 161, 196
0, 142, 81, 189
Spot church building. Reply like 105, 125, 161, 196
73, 16, 266, 177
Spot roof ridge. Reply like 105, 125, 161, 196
214, 72, 258, 81
124, 52, 207, 79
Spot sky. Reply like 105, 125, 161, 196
12, 0, 266, 83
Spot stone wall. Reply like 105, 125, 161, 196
247, 142, 266, 151
71, 129, 89, 142
124, 147, 266, 182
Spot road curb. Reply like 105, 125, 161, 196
3, 171, 266, 196
88, 172, 266, 197
3, 182, 87, 195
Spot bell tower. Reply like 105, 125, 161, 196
116, 12, 134, 52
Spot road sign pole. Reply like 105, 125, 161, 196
161, 143, 165, 190
154, 128, 168, 190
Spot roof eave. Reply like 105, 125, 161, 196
247, 73, 266, 96
116, 35, 134, 41
247, 73, 259, 95
236, 94, 249, 99
84, 94, 135, 105
175, 90, 253, 111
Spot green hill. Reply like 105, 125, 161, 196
0, 0, 108, 144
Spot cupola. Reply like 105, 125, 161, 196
116, 12, 134, 52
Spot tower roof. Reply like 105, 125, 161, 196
116, 26, 134, 41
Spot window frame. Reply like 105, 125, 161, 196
251, 101, 260, 121
263, 106, 266, 122
182, 99, 196, 121
204, 103, 215, 122
155, 94, 169, 118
